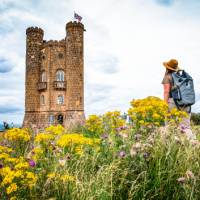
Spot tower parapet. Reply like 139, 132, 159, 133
43, 40, 65, 48
26, 27, 44, 35
66, 21, 85, 31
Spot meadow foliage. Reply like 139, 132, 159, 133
0, 96, 200, 200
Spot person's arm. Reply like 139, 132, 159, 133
163, 83, 170, 103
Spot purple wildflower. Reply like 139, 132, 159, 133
29, 160, 36, 167
118, 151, 126, 158
120, 126, 127, 130
179, 124, 189, 133
115, 127, 121, 132
116, 126, 127, 132
143, 152, 150, 159
101, 133, 109, 139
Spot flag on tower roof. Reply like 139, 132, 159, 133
74, 12, 82, 22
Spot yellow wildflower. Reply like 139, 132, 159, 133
45, 125, 65, 135
0, 145, 12, 153
10, 197, 17, 200
14, 162, 29, 170
85, 115, 103, 133
4, 128, 30, 142
75, 146, 84, 155
60, 174, 75, 182
35, 133, 55, 143
47, 173, 56, 179
14, 170, 23, 178
6, 183, 18, 194
56, 134, 100, 148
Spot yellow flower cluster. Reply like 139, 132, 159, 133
31, 147, 43, 161
128, 96, 168, 127
6, 183, 17, 194
168, 108, 188, 124
47, 172, 75, 182
85, 111, 125, 134
35, 133, 55, 143
103, 111, 125, 133
4, 128, 31, 142
128, 96, 189, 128
75, 146, 84, 155
85, 115, 103, 133
56, 134, 100, 148
45, 125, 65, 135
60, 174, 75, 182
0, 154, 37, 197
0, 145, 12, 153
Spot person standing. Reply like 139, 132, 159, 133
161, 59, 195, 140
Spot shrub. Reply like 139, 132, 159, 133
191, 113, 200, 125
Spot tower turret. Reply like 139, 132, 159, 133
23, 27, 44, 126
65, 21, 85, 125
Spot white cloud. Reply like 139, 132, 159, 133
0, 0, 200, 124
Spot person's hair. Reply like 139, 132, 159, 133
166, 68, 174, 74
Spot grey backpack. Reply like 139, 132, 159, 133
171, 70, 195, 108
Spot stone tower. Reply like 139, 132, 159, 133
23, 21, 85, 128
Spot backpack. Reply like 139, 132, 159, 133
171, 70, 195, 109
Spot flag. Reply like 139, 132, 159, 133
74, 12, 82, 22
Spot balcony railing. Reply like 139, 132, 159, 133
54, 81, 66, 90
38, 82, 47, 91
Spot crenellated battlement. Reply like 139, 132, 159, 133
66, 21, 85, 31
26, 27, 44, 35
43, 39, 65, 47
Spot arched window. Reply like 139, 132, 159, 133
41, 71, 47, 82
57, 95, 64, 105
40, 95, 45, 105
49, 114, 54, 125
56, 70, 64, 81
57, 114, 63, 124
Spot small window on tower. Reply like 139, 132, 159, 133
42, 55, 46, 60
40, 95, 45, 105
56, 70, 64, 81
57, 95, 64, 105
41, 71, 47, 82
49, 115, 54, 125
58, 53, 63, 59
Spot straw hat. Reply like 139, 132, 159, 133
163, 59, 180, 71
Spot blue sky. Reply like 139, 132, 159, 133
156, 0, 174, 6
0, 0, 200, 124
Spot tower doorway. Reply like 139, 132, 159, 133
57, 114, 63, 124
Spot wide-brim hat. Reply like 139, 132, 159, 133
163, 59, 180, 72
